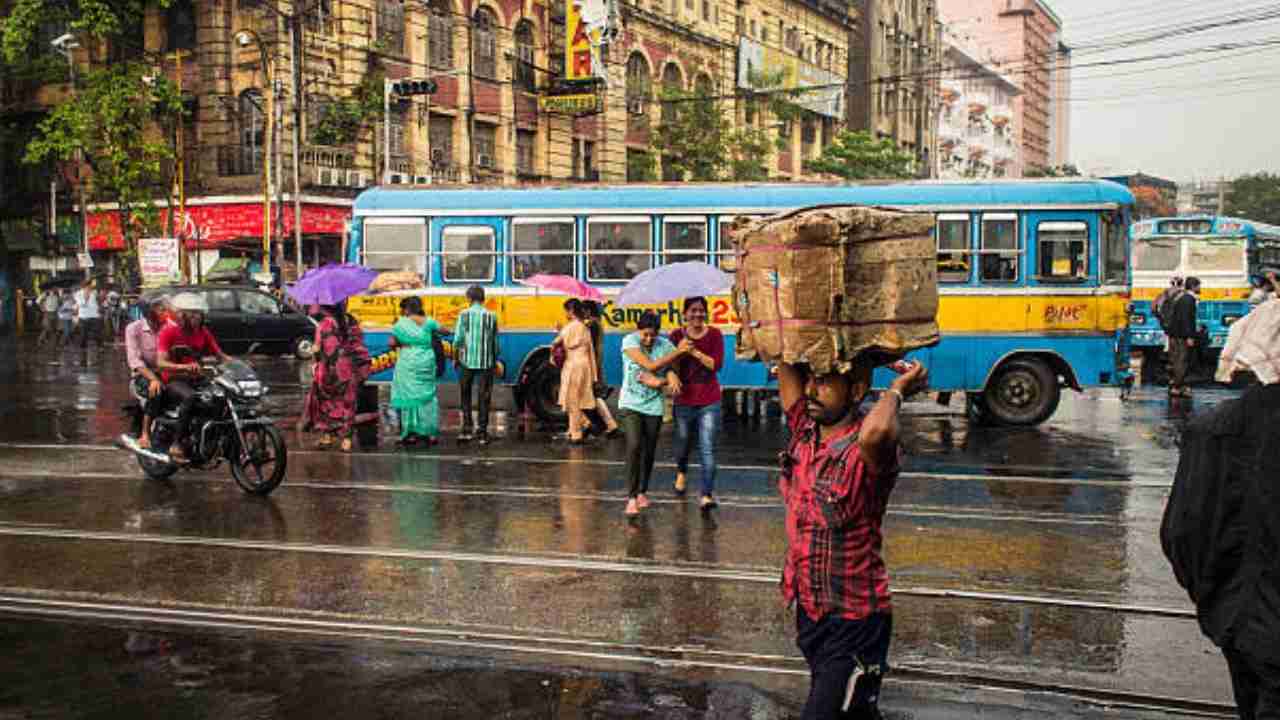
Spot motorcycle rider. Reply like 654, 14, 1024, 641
156, 292, 233, 462
125, 296, 172, 449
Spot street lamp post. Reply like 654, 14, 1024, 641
235, 29, 273, 272
51, 34, 87, 264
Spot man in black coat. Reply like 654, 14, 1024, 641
1165, 276, 1201, 398
1162, 300, 1280, 719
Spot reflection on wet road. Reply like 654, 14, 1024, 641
0, 342, 1239, 718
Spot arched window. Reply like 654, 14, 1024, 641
625, 53, 651, 132
660, 63, 682, 124
428, 0, 453, 69
472, 7, 498, 79
238, 89, 265, 172
377, 0, 405, 55
166, 0, 196, 50
514, 21, 536, 92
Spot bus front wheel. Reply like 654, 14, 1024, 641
984, 359, 1061, 427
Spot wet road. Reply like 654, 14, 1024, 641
0, 338, 1239, 718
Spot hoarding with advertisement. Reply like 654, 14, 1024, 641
139, 237, 181, 286
736, 38, 844, 119
566, 0, 611, 81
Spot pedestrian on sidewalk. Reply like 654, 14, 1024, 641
390, 296, 440, 448
1165, 276, 1201, 398
72, 279, 104, 352
669, 296, 725, 511
619, 311, 683, 516
305, 301, 371, 453
36, 287, 61, 348
56, 290, 77, 351
776, 358, 929, 720
454, 285, 499, 444
1162, 300, 1280, 720
582, 300, 621, 439
552, 299, 597, 444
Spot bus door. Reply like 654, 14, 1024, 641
1026, 211, 1099, 331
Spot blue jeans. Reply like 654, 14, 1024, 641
673, 402, 721, 497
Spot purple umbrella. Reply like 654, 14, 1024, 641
287, 263, 381, 306
617, 261, 733, 307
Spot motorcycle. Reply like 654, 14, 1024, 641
117, 356, 288, 496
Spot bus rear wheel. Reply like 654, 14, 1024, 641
984, 359, 1061, 427
523, 357, 567, 425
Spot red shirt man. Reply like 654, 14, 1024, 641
156, 322, 223, 383
776, 359, 928, 720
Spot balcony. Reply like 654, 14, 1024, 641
303, 145, 358, 189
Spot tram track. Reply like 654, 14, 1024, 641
0, 592, 1234, 718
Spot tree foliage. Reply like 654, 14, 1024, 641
25, 61, 184, 274
311, 70, 387, 146
1024, 164, 1082, 178
1226, 173, 1280, 226
1, 0, 162, 65
804, 130, 916, 180
1131, 185, 1176, 219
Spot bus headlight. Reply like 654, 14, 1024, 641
1222, 314, 1241, 326
1130, 314, 1145, 325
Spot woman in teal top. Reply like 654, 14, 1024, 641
390, 296, 440, 446
619, 310, 685, 516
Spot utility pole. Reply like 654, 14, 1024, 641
383, 77, 392, 184
51, 34, 88, 264
291, 12, 304, 277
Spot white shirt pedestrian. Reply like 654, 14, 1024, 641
75, 287, 100, 320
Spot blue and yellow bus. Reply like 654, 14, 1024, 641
1128, 215, 1280, 380
345, 179, 1135, 426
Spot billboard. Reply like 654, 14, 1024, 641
566, 0, 610, 80
139, 237, 181, 286
736, 38, 845, 119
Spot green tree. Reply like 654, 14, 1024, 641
1, 0, 160, 65
1226, 173, 1280, 225
804, 130, 916, 180
1024, 164, 1082, 178
25, 61, 184, 279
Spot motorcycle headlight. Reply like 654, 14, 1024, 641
237, 381, 263, 398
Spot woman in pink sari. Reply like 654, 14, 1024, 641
305, 301, 371, 451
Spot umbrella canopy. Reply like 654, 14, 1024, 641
616, 261, 733, 307
519, 274, 604, 301
287, 263, 380, 306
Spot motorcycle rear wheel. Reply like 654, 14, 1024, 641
230, 425, 287, 496
138, 426, 178, 481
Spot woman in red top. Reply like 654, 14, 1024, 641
669, 296, 725, 510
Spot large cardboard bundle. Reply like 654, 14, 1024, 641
731, 205, 940, 374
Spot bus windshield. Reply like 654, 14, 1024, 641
1133, 238, 1180, 272
1187, 239, 1245, 273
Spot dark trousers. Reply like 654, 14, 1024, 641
796, 609, 892, 720
622, 410, 662, 498
1169, 337, 1193, 387
75, 317, 103, 349
459, 367, 494, 433
163, 380, 199, 441
1225, 647, 1280, 720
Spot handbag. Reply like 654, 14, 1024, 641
431, 331, 448, 378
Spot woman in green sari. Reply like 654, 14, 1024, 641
390, 296, 440, 446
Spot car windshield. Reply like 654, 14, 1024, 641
1133, 238, 1181, 272
1187, 239, 1245, 273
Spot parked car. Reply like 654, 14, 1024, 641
142, 284, 317, 358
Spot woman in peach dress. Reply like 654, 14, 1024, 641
553, 299, 597, 444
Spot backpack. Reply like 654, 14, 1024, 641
1154, 288, 1185, 331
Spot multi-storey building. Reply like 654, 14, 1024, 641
935, 28, 1020, 178
5, 0, 853, 282
1178, 180, 1231, 216
845, 0, 941, 176
935, 0, 1069, 173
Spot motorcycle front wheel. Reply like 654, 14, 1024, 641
230, 424, 287, 496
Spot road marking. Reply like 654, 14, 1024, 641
0, 523, 1195, 619
0, 592, 1234, 717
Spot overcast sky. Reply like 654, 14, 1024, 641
1054, 0, 1280, 182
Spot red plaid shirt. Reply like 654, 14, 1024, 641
779, 400, 898, 622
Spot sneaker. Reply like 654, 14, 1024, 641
458, 428, 474, 442
478, 431, 491, 445
636, 494, 651, 510
624, 498, 640, 516
700, 495, 719, 511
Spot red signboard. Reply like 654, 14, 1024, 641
87, 202, 350, 251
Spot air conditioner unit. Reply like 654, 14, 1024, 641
347, 170, 370, 188
476, 154, 493, 169
430, 148, 447, 164
314, 167, 338, 186
413, 175, 430, 185
627, 99, 645, 116
388, 172, 408, 184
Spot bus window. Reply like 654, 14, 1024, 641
587, 217, 651, 281
441, 226, 496, 283
1188, 238, 1246, 274
1037, 221, 1089, 281
363, 219, 427, 276
1134, 238, 1180, 271
1102, 214, 1128, 285
716, 215, 762, 272
936, 214, 971, 282
511, 218, 574, 280
662, 216, 706, 264
980, 214, 1019, 283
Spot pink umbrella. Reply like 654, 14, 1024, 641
519, 274, 604, 301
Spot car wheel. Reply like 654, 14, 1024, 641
293, 335, 315, 360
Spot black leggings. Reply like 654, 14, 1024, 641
622, 410, 663, 498
163, 380, 199, 440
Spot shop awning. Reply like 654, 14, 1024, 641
86, 200, 350, 251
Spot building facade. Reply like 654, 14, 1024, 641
845, 0, 941, 176
1178, 180, 1231, 216
935, 0, 1068, 173
936, 28, 1020, 178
